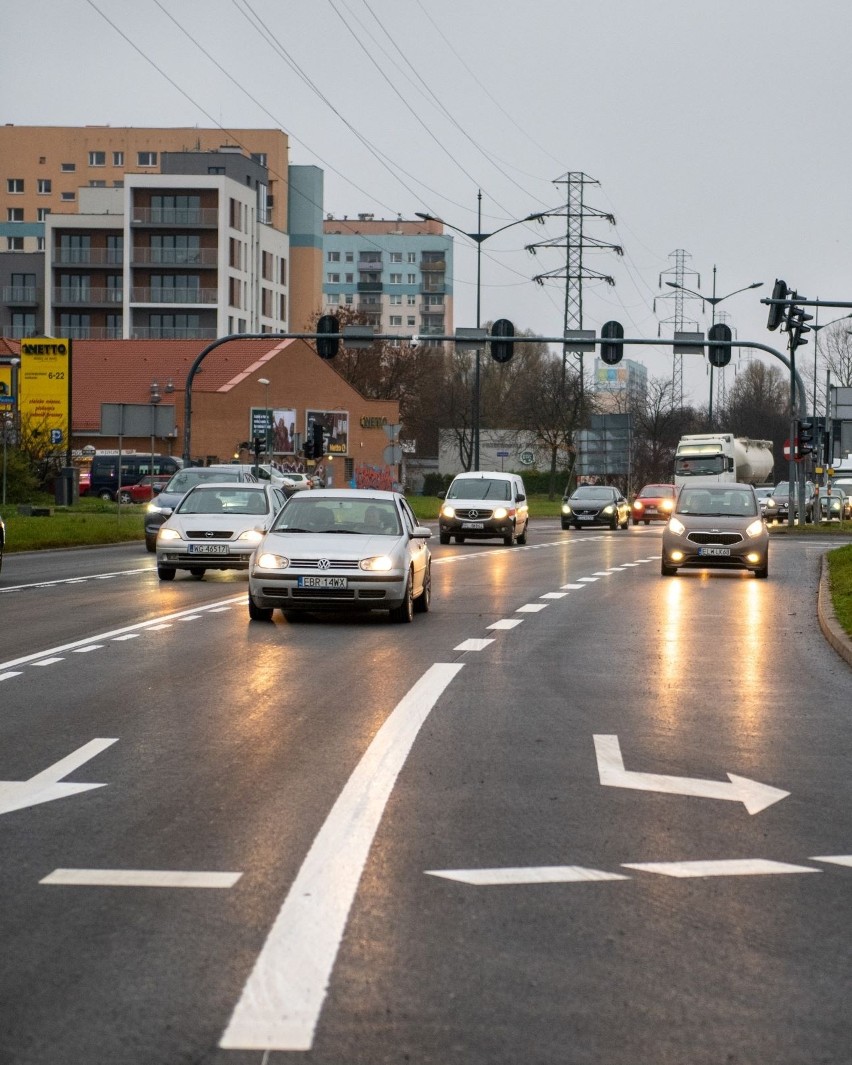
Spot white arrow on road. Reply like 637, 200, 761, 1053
0, 738, 117, 816
593, 734, 789, 815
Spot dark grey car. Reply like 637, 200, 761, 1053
144, 466, 257, 551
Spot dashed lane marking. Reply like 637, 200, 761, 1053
487, 619, 523, 631
41, 869, 242, 889
454, 639, 495, 652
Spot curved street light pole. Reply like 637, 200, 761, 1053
416, 194, 545, 471
666, 268, 763, 424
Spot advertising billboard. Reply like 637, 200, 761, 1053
0, 364, 14, 406
306, 409, 349, 455
19, 338, 71, 457
250, 407, 298, 454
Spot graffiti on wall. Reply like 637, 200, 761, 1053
355, 463, 394, 491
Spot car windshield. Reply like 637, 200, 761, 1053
177, 487, 269, 515
571, 486, 616, 500
447, 478, 511, 501
638, 486, 674, 498
677, 488, 757, 517
272, 496, 402, 535
165, 469, 238, 493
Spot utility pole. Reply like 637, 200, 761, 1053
654, 250, 700, 408
527, 172, 622, 397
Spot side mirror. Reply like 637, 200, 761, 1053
437, 490, 446, 499
412, 525, 432, 539
515, 493, 525, 503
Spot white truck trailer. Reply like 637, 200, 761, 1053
674, 433, 774, 488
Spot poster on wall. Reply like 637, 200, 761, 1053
306, 409, 349, 455
19, 337, 71, 458
271, 408, 297, 454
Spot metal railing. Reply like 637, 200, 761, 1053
130, 287, 217, 304
130, 208, 218, 226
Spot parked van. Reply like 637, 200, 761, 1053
89, 453, 183, 501
438, 471, 529, 546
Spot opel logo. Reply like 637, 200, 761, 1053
205, 531, 215, 538
318, 558, 331, 569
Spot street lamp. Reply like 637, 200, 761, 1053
257, 377, 271, 460
416, 191, 546, 471
666, 267, 763, 424
809, 310, 852, 419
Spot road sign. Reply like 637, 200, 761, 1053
383, 444, 402, 464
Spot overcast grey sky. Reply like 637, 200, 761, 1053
7, 0, 851, 405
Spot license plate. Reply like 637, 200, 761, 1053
576, 514, 593, 521
461, 522, 485, 529
188, 543, 228, 554
298, 576, 347, 589
698, 547, 731, 557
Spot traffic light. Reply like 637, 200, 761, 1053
316, 315, 340, 359
304, 425, 314, 459
707, 322, 732, 367
313, 422, 325, 460
600, 320, 624, 365
253, 436, 262, 459
766, 279, 788, 331
798, 418, 814, 455
490, 318, 515, 363
787, 305, 813, 351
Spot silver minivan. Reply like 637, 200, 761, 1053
438, 471, 529, 546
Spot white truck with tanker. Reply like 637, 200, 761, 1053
674, 433, 774, 488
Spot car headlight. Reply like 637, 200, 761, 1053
765, 499, 777, 510
360, 555, 393, 572
237, 528, 264, 542
492, 507, 508, 520
668, 517, 686, 536
441, 505, 456, 519
602, 504, 614, 515
147, 502, 172, 516
157, 528, 181, 541
255, 552, 289, 569
745, 519, 764, 538
661, 499, 674, 511
562, 503, 572, 515
632, 501, 644, 511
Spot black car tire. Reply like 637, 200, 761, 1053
145, 536, 157, 553
99, 489, 113, 502
248, 594, 274, 621
610, 517, 618, 530
413, 562, 431, 613
754, 558, 769, 579
661, 558, 677, 577
439, 532, 450, 545
561, 522, 570, 530
390, 572, 414, 623
503, 529, 515, 546
644, 519, 650, 526
455, 536, 465, 544
190, 567, 205, 579
517, 523, 528, 545
157, 565, 176, 581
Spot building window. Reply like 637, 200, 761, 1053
60, 163, 76, 172
113, 151, 124, 166
37, 207, 51, 221
37, 237, 44, 250
327, 273, 340, 283
424, 294, 444, 306
389, 315, 402, 326
407, 316, 416, 327
11, 312, 36, 338
251, 152, 268, 166
106, 313, 123, 338
407, 273, 417, 284
113, 180, 124, 188
89, 180, 107, 187
280, 259, 287, 285
59, 313, 91, 338
262, 288, 273, 316
7, 179, 23, 194
344, 294, 353, 305
327, 251, 341, 262
390, 252, 402, 263
7, 208, 24, 222
407, 295, 416, 305
345, 251, 354, 262
279, 293, 287, 320
137, 151, 158, 167
389, 273, 402, 284
345, 273, 354, 283
407, 252, 416, 263
6, 237, 24, 250
89, 151, 106, 167
208, 166, 225, 175
37, 178, 52, 194
61, 192, 76, 201
390, 294, 402, 305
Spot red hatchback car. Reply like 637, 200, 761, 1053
117, 475, 171, 504
631, 483, 677, 525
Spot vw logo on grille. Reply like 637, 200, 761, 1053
318, 558, 331, 569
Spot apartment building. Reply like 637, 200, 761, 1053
0, 125, 324, 335
322, 214, 453, 342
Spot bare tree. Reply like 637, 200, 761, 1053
716, 359, 789, 480
517, 354, 590, 497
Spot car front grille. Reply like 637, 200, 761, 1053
687, 532, 743, 546
287, 558, 361, 570
453, 508, 494, 520
185, 530, 233, 540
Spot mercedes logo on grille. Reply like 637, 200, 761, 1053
318, 558, 331, 569
468, 509, 481, 519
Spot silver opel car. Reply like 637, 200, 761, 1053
247, 489, 432, 623
661, 483, 769, 578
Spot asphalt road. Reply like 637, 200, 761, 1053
0, 523, 850, 1065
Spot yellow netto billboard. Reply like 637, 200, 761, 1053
19, 338, 72, 453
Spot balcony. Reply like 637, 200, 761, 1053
52, 249, 124, 266
130, 287, 218, 305
130, 207, 219, 227
420, 278, 445, 294
52, 288, 124, 306
357, 259, 382, 272
420, 259, 446, 271
130, 247, 218, 268
357, 281, 383, 293
2, 285, 39, 305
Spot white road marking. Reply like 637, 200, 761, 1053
427, 866, 629, 885
179, 615, 202, 622
32, 658, 64, 667
516, 604, 547, 613
112, 634, 140, 642
594, 734, 789, 815
592, 571, 612, 577
454, 639, 495, 652
0, 738, 117, 817
540, 592, 567, 599
811, 855, 852, 868
561, 583, 588, 590
0, 567, 150, 594
0, 672, 23, 681
220, 662, 464, 1053
41, 869, 242, 889
487, 619, 523, 630
72, 645, 103, 653
622, 859, 819, 878
0, 595, 244, 672
577, 577, 599, 583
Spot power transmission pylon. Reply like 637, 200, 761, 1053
654, 249, 700, 407
527, 172, 623, 395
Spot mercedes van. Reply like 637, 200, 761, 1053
438, 471, 529, 546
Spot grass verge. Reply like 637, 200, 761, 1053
827, 544, 852, 637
